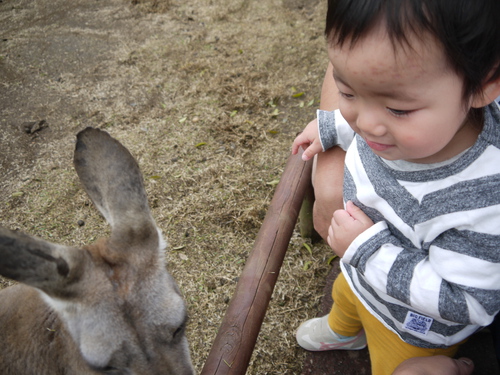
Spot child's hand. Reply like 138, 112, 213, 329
327, 201, 374, 257
291, 119, 323, 161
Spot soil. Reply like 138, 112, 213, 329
0, 0, 334, 373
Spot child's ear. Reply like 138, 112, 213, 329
471, 74, 500, 108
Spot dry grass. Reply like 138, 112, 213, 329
0, 0, 336, 373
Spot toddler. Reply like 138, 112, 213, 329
292, 0, 500, 374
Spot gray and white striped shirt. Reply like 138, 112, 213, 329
317, 103, 500, 348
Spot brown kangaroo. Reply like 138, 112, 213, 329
0, 127, 194, 375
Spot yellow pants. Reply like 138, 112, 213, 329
328, 273, 461, 375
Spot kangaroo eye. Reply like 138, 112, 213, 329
88, 363, 127, 375
173, 322, 185, 338
173, 314, 189, 340
102, 366, 127, 375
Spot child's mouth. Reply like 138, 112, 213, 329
366, 140, 393, 152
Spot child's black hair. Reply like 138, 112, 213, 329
326, 0, 500, 103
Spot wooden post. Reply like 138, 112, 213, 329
299, 179, 315, 239
201, 150, 313, 375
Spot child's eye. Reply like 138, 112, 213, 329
387, 107, 411, 117
339, 91, 354, 100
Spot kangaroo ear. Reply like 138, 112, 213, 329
73, 128, 158, 249
0, 227, 85, 295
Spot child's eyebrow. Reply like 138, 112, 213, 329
332, 72, 350, 88
333, 71, 417, 102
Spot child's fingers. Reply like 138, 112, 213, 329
345, 201, 373, 225
301, 141, 322, 161
327, 227, 333, 248
291, 141, 306, 155
332, 209, 354, 225
291, 133, 309, 155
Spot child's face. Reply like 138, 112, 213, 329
328, 26, 480, 163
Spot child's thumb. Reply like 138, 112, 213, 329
346, 200, 358, 211
346, 201, 363, 218
301, 149, 312, 161
301, 142, 321, 161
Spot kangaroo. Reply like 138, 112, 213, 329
0, 127, 194, 375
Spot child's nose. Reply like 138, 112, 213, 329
356, 110, 386, 137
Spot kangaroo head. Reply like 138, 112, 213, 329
36, 235, 192, 375
0, 128, 194, 375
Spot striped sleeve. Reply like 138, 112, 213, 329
317, 109, 355, 152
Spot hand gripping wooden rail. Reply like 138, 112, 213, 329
201, 150, 313, 375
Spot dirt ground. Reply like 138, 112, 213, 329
0, 0, 334, 373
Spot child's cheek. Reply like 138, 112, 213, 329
339, 105, 358, 132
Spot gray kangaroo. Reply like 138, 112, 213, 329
0, 127, 194, 375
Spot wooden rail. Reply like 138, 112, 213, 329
201, 150, 313, 375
